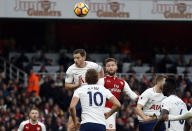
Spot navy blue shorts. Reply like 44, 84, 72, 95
139, 119, 165, 131
80, 122, 106, 131
76, 101, 82, 118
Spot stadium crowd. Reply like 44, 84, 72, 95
0, 66, 192, 130
1, 39, 192, 131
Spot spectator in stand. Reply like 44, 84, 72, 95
158, 54, 173, 73
135, 59, 143, 66
38, 65, 48, 73
57, 65, 65, 74
28, 68, 39, 96
16, 52, 29, 69
183, 66, 191, 74
146, 66, 156, 73
187, 59, 192, 67
58, 51, 71, 72
127, 65, 136, 73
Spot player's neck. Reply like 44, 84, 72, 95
30, 119, 38, 125
79, 61, 86, 68
109, 73, 117, 78
154, 85, 161, 93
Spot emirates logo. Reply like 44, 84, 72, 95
110, 2, 120, 12
177, 3, 187, 14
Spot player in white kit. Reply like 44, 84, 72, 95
153, 77, 192, 131
65, 49, 104, 131
69, 69, 121, 131
136, 75, 167, 131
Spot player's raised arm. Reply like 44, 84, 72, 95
152, 109, 169, 131
123, 81, 139, 101
168, 108, 192, 121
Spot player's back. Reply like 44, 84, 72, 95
74, 84, 113, 126
162, 95, 188, 131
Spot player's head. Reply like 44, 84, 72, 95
162, 77, 176, 96
85, 69, 98, 84
73, 49, 86, 67
156, 74, 167, 90
105, 58, 118, 76
29, 107, 39, 122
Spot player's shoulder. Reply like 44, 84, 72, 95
20, 120, 29, 125
86, 61, 99, 67
162, 95, 173, 103
38, 121, 46, 127
67, 63, 76, 70
142, 87, 153, 94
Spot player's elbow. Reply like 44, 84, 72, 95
69, 105, 75, 112
65, 83, 70, 90
117, 101, 121, 108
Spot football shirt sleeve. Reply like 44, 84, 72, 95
123, 81, 138, 100
73, 88, 80, 98
97, 78, 104, 86
137, 90, 150, 106
65, 68, 73, 83
17, 121, 24, 131
161, 99, 170, 111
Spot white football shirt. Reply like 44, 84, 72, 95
137, 87, 166, 120
65, 61, 102, 84
161, 95, 187, 131
73, 84, 114, 125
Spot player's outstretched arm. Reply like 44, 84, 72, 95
168, 108, 192, 121
105, 96, 121, 119
69, 97, 79, 129
123, 81, 139, 101
152, 109, 169, 131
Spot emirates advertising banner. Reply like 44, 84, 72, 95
0, 0, 192, 20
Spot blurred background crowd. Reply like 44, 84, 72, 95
1, 21, 192, 131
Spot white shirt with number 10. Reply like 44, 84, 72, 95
73, 84, 114, 126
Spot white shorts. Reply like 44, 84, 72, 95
104, 107, 117, 129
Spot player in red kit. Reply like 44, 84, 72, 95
97, 58, 139, 131
18, 107, 46, 131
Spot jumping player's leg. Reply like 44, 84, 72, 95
105, 108, 117, 131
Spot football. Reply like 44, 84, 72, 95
74, 2, 89, 17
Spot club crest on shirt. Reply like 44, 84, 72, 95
37, 127, 40, 131
107, 80, 111, 83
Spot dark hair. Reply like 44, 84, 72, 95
105, 58, 117, 65
73, 49, 86, 57
163, 77, 176, 96
85, 69, 98, 84
156, 74, 167, 84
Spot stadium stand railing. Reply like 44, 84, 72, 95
0, 57, 28, 86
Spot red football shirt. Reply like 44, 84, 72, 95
18, 120, 46, 131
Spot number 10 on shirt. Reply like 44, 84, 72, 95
87, 92, 103, 106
